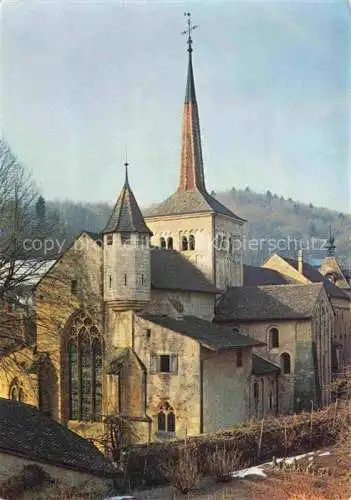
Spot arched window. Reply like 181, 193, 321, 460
229, 237, 233, 254
157, 402, 176, 433
217, 234, 222, 250
160, 237, 166, 249
280, 353, 291, 374
269, 327, 279, 348
9, 379, 24, 403
181, 236, 188, 251
189, 234, 195, 251
222, 236, 227, 252
167, 237, 173, 250
68, 313, 103, 422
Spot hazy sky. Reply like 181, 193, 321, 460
1, 0, 350, 212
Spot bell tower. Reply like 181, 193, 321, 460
144, 13, 245, 290
103, 163, 152, 311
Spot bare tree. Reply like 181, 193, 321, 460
0, 140, 64, 356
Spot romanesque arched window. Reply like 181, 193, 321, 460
280, 353, 291, 374
189, 234, 195, 251
9, 379, 24, 403
160, 237, 166, 249
68, 313, 103, 421
217, 234, 222, 250
229, 237, 233, 254
269, 327, 279, 348
157, 402, 176, 433
167, 237, 173, 250
181, 236, 188, 251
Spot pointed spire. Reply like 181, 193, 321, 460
103, 162, 152, 234
124, 161, 130, 188
178, 13, 206, 192
326, 224, 336, 257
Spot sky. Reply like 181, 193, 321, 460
0, 0, 350, 213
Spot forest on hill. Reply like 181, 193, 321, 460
48, 186, 350, 267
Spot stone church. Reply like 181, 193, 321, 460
1, 28, 349, 444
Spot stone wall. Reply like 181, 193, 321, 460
202, 347, 251, 433
134, 315, 202, 439
311, 290, 333, 407
145, 213, 214, 283
0, 452, 113, 491
0, 348, 38, 407
331, 297, 351, 369
35, 232, 103, 423
214, 214, 244, 289
251, 373, 278, 418
103, 232, 150, 306
237, 320, 311, 413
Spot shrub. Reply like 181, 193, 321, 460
0, 464, 52, 499
158, 440, 201, 494
207, 444, 244, 482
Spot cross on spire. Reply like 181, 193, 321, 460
182, 12, 198, 53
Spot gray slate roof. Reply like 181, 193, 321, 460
139, 314, 263, 350
144, 189, 245, 221
0, 398, 116, 477
252, 354, 280, 375
104, 171, 152, 234
283, 258, 349, 300
150, 248, 219, 294
215, 283, 324, 322
243, 265, 290, 286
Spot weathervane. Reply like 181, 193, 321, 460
182, 12, 198, 52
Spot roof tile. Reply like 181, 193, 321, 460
216, 283, 324, 322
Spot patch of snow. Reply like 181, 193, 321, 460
268, 453, 310, 465
318, 451, 331, 457
232, 466, 267, 479
308, 456, 314, 461
104, 497, 135, 500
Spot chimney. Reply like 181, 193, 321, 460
297, 249, 303, 274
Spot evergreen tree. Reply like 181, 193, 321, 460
36, 196, 46, 224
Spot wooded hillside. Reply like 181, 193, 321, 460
48, 187, 350, 266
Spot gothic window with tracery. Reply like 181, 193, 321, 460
9, 379, 24, 403
68, 312, 103, 421
157, 401, 176, 433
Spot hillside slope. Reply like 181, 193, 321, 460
48, 187, 350, 266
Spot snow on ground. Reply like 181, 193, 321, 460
230, 448, 333, 480
232, 466, 267, 479
105, 497, 135, 500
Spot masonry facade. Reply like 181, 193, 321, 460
0, 27, 348, 446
